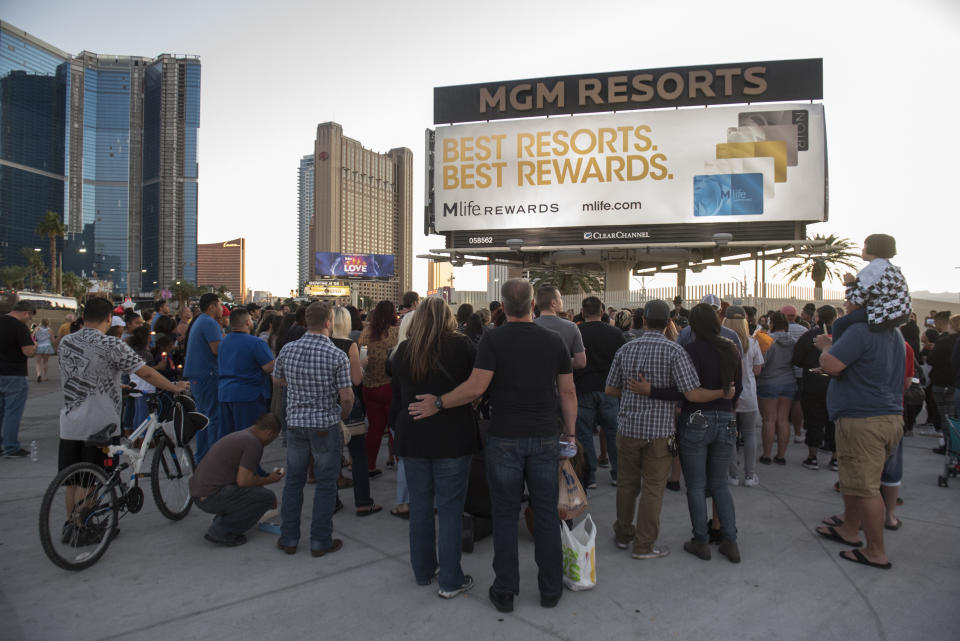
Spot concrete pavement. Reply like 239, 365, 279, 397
1, 359, 959, 641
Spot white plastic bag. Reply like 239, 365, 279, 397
561, 514, 597, 590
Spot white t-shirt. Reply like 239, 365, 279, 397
736, 336, 765, 413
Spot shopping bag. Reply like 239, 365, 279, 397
558, 459, 588, 520
561, 514, 597, 590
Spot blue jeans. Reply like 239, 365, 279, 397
575, 391, 619, 483
404, 455, 471, 591
396, 457, 410, 504
347, 433, 373, 508
190, 375, 220, 463
220, 398, 268, 436
0, 376, 28, 455
678, 410, 738, 543
485, 435, 562, 599
280, 425, 342, 551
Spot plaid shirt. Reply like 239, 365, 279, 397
606, 331, 700, 440
274, 333, 350, 429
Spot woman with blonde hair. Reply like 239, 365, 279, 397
391, 297, 478, 597
722, 306, 765, 486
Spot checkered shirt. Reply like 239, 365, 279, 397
846, 261, 912, 331
274, 333, 351, 429
606, 331, 701, 440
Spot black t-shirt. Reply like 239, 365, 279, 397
575, 321, 626, 394
0, 315, 33, 377
474, 322, 572, 438
391, 335, 477, 459
793, 326, 830, 395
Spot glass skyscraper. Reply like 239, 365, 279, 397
0, 21, 200, 294
297, 154, 314, 291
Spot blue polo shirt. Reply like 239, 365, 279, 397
183, 314, 222, 379
218, 332, 274, 402
826, 323, 905, 420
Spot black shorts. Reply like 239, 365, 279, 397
58, 439, 108, 473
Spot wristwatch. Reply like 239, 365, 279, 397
434, 396, 444, 410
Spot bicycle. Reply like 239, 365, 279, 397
39, 392, 205, 571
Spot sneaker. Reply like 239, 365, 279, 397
933, 445, 946, 455
614, 535, 631, 550
707, 520, 722, 544
385, 459, 395, 470
728, 476, 740, 487
597, 457, 610, 468
438, 575, 474, 599
610, 478, 618, 487
586, 480, 598, 490
802, 457, 819, 470
489, 586, 514, 613
829, 459, 839, 472
368, 469, 383, 479
204, 533, 247, 547
794, 433, 806, 443
758, 456, 772, 465
3, 448, 29, 458
743, 474, 760, 487
632, 545, 670, 560
666, 480, 681, 492
773, 457, 787, 466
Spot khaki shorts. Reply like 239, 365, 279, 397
835, 415, 903, 497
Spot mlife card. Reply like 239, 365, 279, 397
693, 173, 764, 217
738, 110, 809, 151
703, 157, 776, 198
727, 124, 799, 166
716, 141, 787, 182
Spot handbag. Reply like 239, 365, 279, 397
904, 382, 924, 406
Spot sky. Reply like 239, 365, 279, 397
6, 0, 960, 296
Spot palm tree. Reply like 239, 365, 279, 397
773, 234, 862, 299
0, 265, 30, 290
35, 211, 66, 292
61, 272, 91, 306
20, 247, 48, 290
527, 267, 603, 296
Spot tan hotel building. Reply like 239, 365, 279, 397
197, 238, 246, 303
307, 122, 413, 304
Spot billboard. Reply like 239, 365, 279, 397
314, 253, 395, 278
432, 103, 825, 233
305, 282, 351, 297
434, 59, 822, 124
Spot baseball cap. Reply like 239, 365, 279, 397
110, 315, 125, 328
724, 305, 746, 320
780, 305, 798, 319
643, 299, 670, 322
222, 305, 231, 317
700, 294, 721, 310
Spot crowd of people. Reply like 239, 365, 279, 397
1, 233, 958, 607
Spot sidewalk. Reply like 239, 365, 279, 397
1, 359, 958, 641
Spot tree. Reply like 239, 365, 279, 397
20, 247, 47, 290
0, 265, 30, 290
61, 272, 91, 306
35, 211, 66, 292
169, 281, 201, 309
773, 234, 862, 299
526, 267, 604, 296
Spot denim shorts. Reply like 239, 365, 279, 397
756, 382, 796, 399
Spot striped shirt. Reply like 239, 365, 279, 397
606, 331, 700, 440
274, 333, 350, 429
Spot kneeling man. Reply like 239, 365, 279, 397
189, 413, 285, 546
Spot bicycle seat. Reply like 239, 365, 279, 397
85, 424, 120, 448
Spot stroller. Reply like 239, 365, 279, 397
937, 416, 960, 488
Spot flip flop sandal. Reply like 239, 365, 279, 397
390, 507, 410, 520
884, 519, 902, 531
821, 516, 844, 527
816, 526, 862, 547
356, 505, 382, 517
839, 549, 891, 570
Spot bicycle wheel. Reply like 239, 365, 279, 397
150, 439, 194, 520
39, 462, 118, 571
